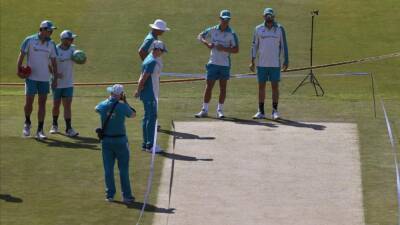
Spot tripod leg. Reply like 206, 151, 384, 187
312, 75, 325, 96
291, 74, 310, 95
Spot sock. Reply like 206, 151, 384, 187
217, 103, 224, 111
53, 116, 59, 126
65, 118, 72, 130
273, 102, 278, 111
202, 103, 209, 112
259, 102, 265, 114
38, 121, 44, 132
25, 115, 31, 125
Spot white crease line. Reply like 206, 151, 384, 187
380, 99, 400, 225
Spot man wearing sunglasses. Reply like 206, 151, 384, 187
17, 20, 61, 140
195, 10, 239, 119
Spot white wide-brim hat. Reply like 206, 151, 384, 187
149, 19, 170, 31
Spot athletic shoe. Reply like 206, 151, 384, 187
194, 109, 208, 118
49, 125, 58, 134
123, 197, 135, 204
66, 128, 79, 137
35, 131, 47, 140
105, 197, 114, 202
22, 123, 31, 137
272, 110, 280, 120
145, 145, 163, 154
253, 111, 266, 119
216, 110, 225, 119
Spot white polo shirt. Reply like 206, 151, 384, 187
55, 44, 75, 88
198, 25, 239, 67
20, 33, 57, 81
251, 22, 289, 68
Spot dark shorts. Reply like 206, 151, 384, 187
257, 67, 281, 83
25, 79, 50, 96
206, 64, 230, 80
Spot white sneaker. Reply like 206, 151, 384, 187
272, 110, 280, 120
147, 145, 163, 154
66, 128, 79, 137
22, 123, 31, 137
35, 131, 47, 140
253, 111, 266, 119
49, 125, 58, 134
194, 109, 208, 118
105, 197, 114, 202
216, 110, 225, 118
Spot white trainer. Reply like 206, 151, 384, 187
194, 109, 208, 118
253, 111, 266, 119
49, 125, 58, 134
22, 123, 31, 137
35, 131, 47, 140
147, 145, 163, 154
216, 110, 225, 118
66, 128, 79, 137
272, 110, 280, 120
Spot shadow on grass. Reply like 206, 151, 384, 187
272, 118, 326, 130
113, 200, 175, 213
36, 136, 100, 150
158, 129, 215, 140
214, 117, 278, 127
0, 194, 23, 203
159, 152, 213, 162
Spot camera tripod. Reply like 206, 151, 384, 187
292, 10, 324, 96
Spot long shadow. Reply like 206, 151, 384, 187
272, 118, 326, 130
158, 129, 215, 140
113, 200, 175, 213
159, 152, 213, 162
37, 136, 100, 150
214, 117, 278, 128
0, 194, 23, 203
58, 133, 100, 144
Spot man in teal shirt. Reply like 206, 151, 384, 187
95, 84, 136, 204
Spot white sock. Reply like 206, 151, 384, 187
217, 103, 223, 111
202, 103, 209, 112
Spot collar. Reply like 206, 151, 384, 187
36, 33, 52, 42
150, 31, 158, 40
264, 21, 278, 29
108, 96, 119, 102
217, 24, 231, 32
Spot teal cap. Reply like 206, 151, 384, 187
220, 10, 231, 19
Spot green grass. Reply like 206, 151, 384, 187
1, 0, 399, 225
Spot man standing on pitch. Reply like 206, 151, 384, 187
195, 10, 239, 119
138, 19, 170, 61
17, 20, 60, 139
50, 30, 80, 137
95, 84, 136, 204
250, 8, 289, 120
135, 40, 167, 153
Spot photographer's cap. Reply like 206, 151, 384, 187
220, 9, 231, 19
60, 30, 77, 39
263, 8, 275, 16
150, 40, 168, 52
107, 84, 124, 95
40, 20, 57, 30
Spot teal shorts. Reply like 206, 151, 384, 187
206, 64, 230, 80
53, 87, 74, 100
25, 79, 50, 96
257, 67, 281, 83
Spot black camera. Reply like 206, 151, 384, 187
95, 127, 104, 140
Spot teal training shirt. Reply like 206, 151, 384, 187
95, 97, 133, 142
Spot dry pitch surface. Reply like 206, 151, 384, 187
154, 120, 364, 225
